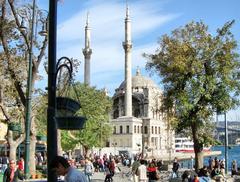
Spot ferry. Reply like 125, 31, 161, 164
235, 138, 240, 145
175, 137, 211, 153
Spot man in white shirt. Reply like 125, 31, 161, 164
50, 156, 88, 182
137, 160, 148, 182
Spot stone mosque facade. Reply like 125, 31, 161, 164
83, 6, 175, 157
110, 69, 175, 157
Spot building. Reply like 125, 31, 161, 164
107, 5, 175, 158
80, 5, 175, 158
110, 69, 175, 157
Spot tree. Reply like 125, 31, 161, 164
144, 21, 240, 171
35, 82, 113, 157
0, 0, 48, 174
61, 82, 112, 156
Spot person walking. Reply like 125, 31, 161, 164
147, 161, 159, 182
50, 155, 87, 182
172, 157, 180, 178
231, 160, 238, 177
84, 158, 94, 182
131, 157, 140, 182
137, 160, 148, 182
17, 158, 24, 172
3, 159, 24, 182
2, 155, 9, 173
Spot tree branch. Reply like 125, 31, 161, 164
36, 36, 48, 68
0, 103, 10, 122
8, 0, 30, 51
0, 0, 26, 106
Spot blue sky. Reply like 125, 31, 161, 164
38, 0, 240, 121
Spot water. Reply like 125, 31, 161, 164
180, 145, 240, 171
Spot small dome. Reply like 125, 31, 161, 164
118, 69, 158, 90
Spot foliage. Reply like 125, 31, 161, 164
144, 20, 240, 170
60, 82, 112, 152
0, 0, 48, 171
35, 81, 113, 153
34, 93, 47, 136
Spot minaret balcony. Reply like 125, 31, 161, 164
82, 48, 92, 55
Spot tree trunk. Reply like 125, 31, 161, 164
9, 142, 18, 161
8, 131, 25, 162
29, 135, 36, 175
192, 124, 204, 172
29, 116, 37, 175
83, 146, 89, 158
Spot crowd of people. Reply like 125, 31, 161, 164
0, 153, 239, 182
0, 155, 25, 182
181, 156, 240, 182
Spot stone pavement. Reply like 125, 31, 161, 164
91, 166, 132, 182
20, 165, 240, 182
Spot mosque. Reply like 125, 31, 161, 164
82, 6, 175, 158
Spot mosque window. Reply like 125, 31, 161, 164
134, 125, 136, 133
158, 127, 161, 134
120, 126, 123, 134
113, 126, 116, 134
144, 126, 148, 134
126, 125, 130, 133
113, 109, 119, 119
152, 126, 154, 134
137, 126, 140, 133
141, 126, 143, 133
155, 126, 157, 134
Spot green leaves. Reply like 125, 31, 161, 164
61, 83, 112, 151
145, 20, 240, 151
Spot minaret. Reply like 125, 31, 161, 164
122, 5, 132, 117
82, 12, 92, 85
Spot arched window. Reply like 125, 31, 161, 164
126, 125, 130, 133
120, 125, 123, 134
113, 109, 119, 119
144, 126, 148, 134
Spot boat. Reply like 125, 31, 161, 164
175, 137, 211, 153
235, 138, 240, 145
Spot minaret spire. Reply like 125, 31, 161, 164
82, 12, 92, 85
86, 11, 89, 26
126, 1, 129, 18
123, 3, 132, 117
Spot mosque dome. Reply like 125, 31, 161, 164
118, 68, 158, 90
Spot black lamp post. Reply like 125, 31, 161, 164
22, 0, 48, 178
47, 1, 58, 181
47, 2, 86, 182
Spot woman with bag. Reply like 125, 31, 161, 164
147, 161, 159, 182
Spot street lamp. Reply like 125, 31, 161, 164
47, 2, 86, 181
22, 0, 48, 178
24, 0, 36, 179
224, 112, 228, 175
216, 111, 228, 174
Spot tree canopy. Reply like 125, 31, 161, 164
144, 20, 240, 171
61, 82, 112, 154
35, 82, 113, 154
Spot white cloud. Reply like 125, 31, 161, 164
56, 0, 179, 76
